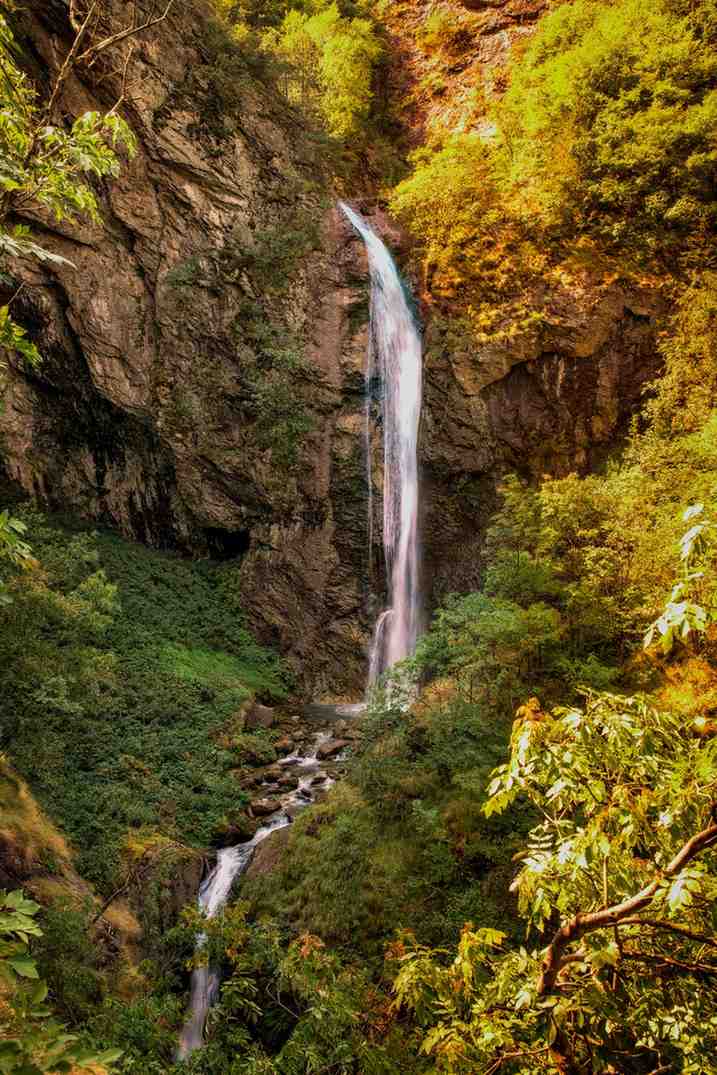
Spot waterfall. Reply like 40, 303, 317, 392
339, 202, 423, 682
177, 817, 288, 1059
177, 732, 336, 1058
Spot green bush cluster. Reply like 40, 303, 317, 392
391, 0, 717, 334
0, 514, 286, 891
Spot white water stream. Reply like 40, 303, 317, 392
177, 731, 335, 1058
339, 203, 423, 682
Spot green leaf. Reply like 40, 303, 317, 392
8, 956, 39, 978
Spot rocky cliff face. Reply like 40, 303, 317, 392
1, 0, 662, 694
2, 0, 380, 694
420, 280, 662, 600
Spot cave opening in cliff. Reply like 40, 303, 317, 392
203, 526, 251, 561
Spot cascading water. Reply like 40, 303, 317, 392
177, 820, 286, 1058
178, 208, 422, 1056
339, 202, 423, 682
177, 730, 337, 1058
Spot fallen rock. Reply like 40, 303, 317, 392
316, 739, 350, 760
250, 798, 281, 817
275, 737, 294, 755
245, 705, 276, 731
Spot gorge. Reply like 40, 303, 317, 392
2, 1, 717, 1073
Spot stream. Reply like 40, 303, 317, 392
177, 712, 357, 1058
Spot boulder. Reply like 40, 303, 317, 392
244, 826, 292, 879
212, 814, 256, 846
250, 798, 281, 817
316, 739, 350, 760
238, 773, 263, 789
245, 704, 276, 731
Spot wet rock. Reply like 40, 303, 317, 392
212, 815, 256, 846
279, 773, 299, 789
250, 798, 281, 818
244, 827, 292, 879
311, 773, 327, 786
316, 739, 350, 760
275, 737, 294, 755
238, 773, 263, 789
264, 765, 284, 781
245, 705, 276, 731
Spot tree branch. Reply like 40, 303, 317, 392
43, 2, 98, 125
76, 1, 175, 66
621, 950, 717, 977
538, 817, 717, 994
618, 916, 717, 948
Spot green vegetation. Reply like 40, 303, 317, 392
265, 2, 382, 141
0, 514, 286, 891
112, 217, 716, 1072
391, 0, 717, 336
0, 12, 135, 367
0, 889, 120, 1073
3, 0, 717, 1072
209, 0, 384, 149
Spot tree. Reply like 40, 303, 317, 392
264, 1, 382, 141
0, 888, 121, 1073
393, 691, 717, 1073
0, 2, 177, 366
644, 502, 717, 654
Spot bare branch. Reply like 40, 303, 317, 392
621, 950, 717, 977
76, 0, 175, 66
618, 916, 717, 948
43, 1, 98, 125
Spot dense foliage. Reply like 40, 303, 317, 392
213, 0, 383, 144
391, 0, 717, 335
0, 889, 120, 1074
395, 691, 717, 1074
0, 515, 286, 890
3, 0, 717, 1073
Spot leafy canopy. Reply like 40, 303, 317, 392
394, 691, 717, 1074
265, 1, 382, 140
0, 888, 121, 1074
